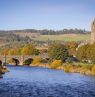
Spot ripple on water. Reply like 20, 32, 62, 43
0, 66, 95, 97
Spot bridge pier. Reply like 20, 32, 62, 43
3, 55, 7, 66
19, 56, 24, 65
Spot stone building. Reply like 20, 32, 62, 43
91, 19, 95, 44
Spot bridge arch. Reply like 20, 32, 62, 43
0, 55, 49, 66
7, 58, 20, 66
23, 58, 33, 65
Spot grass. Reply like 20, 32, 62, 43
32, 34, 90, 42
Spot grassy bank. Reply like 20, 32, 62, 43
27, 61, 95, 76
49, 61, 95, 76
7, 58, 95, 76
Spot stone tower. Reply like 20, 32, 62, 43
91, 19, 95, 44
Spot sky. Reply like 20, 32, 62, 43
0, 0, 95, 31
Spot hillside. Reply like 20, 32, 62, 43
0, 29, 90, 49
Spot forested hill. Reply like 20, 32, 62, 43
0, 29, 90, 35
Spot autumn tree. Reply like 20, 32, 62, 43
21, 44, 35, 55
66, 42, 78, 56
8, 48, 21, 55
0, 49, 9, 55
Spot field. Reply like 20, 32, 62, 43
31, 34, 90, 42
15, 32, 90, 42
0, 33, 90, 48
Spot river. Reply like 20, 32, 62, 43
0, 65, 95, 97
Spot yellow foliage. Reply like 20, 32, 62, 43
81, 64, 91, 71
0, 49, 9, 55
50, 60, 62, 69
21, 44, 35, 55
8, 48, 21, 55
7, 59, 14, 64
63, 65, 73, 72
32, 57, 42, 65
91, 65, 95, 75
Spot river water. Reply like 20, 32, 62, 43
0, 65, 95, 97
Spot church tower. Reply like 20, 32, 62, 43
91, 19, 95, 44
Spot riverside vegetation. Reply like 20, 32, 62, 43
1, 42, 95, 76
48, 43, 95, 76
0, 61, 9, 78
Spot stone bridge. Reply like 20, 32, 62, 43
0, 54, 49, 66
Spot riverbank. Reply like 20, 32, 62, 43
0, 65, 9, 78
7, 61, 95, 76
30, 62, 95, 76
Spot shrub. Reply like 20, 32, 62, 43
80, 64, 91, 73
91, 65, 95, 75
63, 66, 70, 72
81, 64, 91, 70
23, 58, 33, 65
63, 65, 72, 73
32, 57, 42, 65
50, 60, 62, 69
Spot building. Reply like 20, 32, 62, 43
91, 19, 95, 44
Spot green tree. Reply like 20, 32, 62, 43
87, 44, 95, 63
48, 43, 69, 62
76, 44, 90, 62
